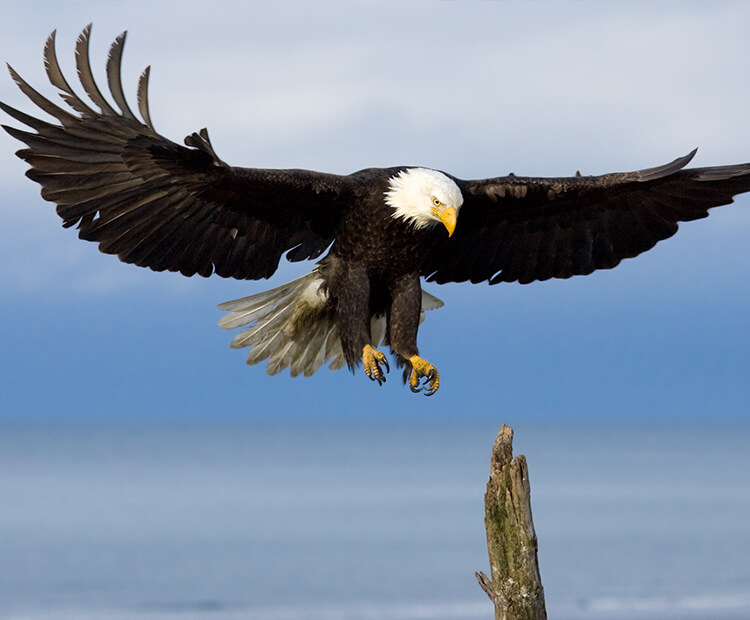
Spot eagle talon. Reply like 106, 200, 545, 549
363, 344, 389, 385
407, 355, 440, 396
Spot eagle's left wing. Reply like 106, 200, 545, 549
422, 151, 750, 285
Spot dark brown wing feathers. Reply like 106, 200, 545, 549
4, 26, 749, 290
424, 151, 750, 285
2, 26, 351, 280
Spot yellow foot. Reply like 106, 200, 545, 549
408, 355, 440, 396
363, 344, 389, 385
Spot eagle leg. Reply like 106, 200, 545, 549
362, 344, 389, 385
407, 355, 440, 396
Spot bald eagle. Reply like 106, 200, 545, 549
3, 27, 750, 396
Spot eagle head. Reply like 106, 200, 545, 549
385, 168, 463, 236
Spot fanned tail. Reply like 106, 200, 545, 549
218, 270, 444, 378
218, 271, 342, 377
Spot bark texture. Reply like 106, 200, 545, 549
476, 425, 547, 620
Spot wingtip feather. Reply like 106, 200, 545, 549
106, 29, 136, 120
137, 65, 155, 130
637, 148, 699, 182
74, 23, 118, 117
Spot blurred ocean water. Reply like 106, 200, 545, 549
0, 420, 748, 620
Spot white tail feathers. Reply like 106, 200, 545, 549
218, 270, 445, 378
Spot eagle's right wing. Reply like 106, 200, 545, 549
2, 26, 353, 280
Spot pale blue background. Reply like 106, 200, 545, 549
1, 0, 749, 420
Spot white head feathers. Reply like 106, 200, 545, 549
384, 168, 463, 231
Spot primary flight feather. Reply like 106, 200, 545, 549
3, 26, 750, 395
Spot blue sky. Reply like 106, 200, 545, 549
1, 1, 749, 421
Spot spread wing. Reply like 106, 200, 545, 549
423, 152, 750, 285
1, 26, 354, 280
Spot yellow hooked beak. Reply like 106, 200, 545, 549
434, 205, 458, 237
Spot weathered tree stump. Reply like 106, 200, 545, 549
476, 425, 547, 620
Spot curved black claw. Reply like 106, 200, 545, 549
407, 356, 440, 396
363, 344, 389, 386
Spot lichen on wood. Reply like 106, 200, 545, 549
476, 425, 546, 620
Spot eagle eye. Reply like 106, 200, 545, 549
432, 197, 441, 207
